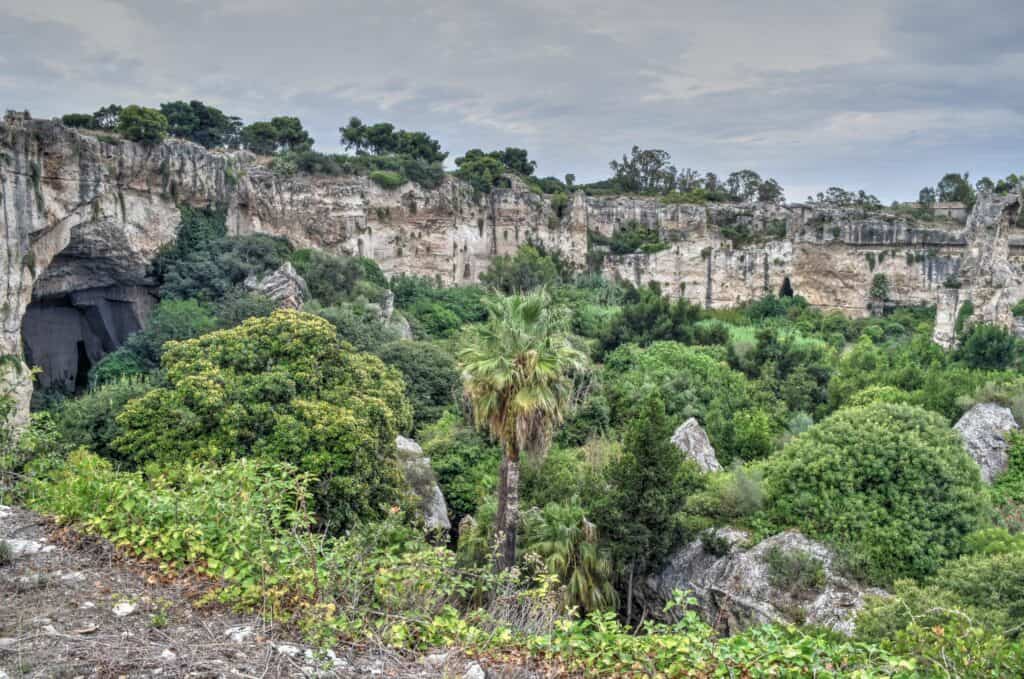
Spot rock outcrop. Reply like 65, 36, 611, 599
395, 435, 451, 534
954, 403, 1019, 483
2, 115, 1022, 424
244, 261, 308, 309
639, 528, 884, 635
671, 418, 722, 472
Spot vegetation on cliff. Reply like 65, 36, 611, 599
5, 202, 1024, 675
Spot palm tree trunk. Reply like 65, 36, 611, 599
495, 445, 520, 570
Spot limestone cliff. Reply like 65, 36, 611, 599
2, 114, 1022, 425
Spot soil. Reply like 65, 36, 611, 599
0, 505, 543, 678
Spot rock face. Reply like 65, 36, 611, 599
671, 418, 722, 472
954, 403, 1019, 483
2, 115, 1022, 425
639, 528, 884, 635
244, 261, 308, 309
395, 435, 451, 534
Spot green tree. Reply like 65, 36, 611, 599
159, 100, 242, 148
595, 394, 701, 621
339, 117, 446, 163
113, 310, 412, 531
375, 340, 459, 432
478, 244, 565, 294
609, 146, 677, 194
454, 150, 509, 194
61, 113, 94, 128
241, 121, 280, 155
937, 172, 976, 205
116, 105, 168, 145
91, 104, 122, 130
956, 324, 1020, 370
458, 292, 588, 569
766, 402, 990, 583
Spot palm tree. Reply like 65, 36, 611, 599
458, 291, 588, 570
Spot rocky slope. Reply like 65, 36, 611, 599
2, 112, 1022, 424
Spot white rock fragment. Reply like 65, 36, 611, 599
112, 602, 137, 617
160, 648, 177, 662
224, 625, 253, 643
464, 662, 487, 679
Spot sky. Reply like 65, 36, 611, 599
1, 0, 1022, 203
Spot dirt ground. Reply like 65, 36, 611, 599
0, 505, 541, 679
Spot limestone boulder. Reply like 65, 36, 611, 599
639, 529, 884, 636
395, 436, 451, 534
954, 403, 1019, 483
671, 418, 722, 472
244, 262, 308, 310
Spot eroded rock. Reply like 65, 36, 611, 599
671, 418, 722, 472
244, 261, 308, 310
395, 436, 451, 534
954, 403, 1019, 483
639, 529, 885, 636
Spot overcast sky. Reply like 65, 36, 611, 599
2, 0, 1022, 202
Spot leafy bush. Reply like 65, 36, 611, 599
391, 276, 488, 338
685, 464, 766, 521
763, 546, 826, 592
847, 385, 913, 407
478, 244, 566, 293
1013, 299, 1024, 318
419, 413, 500, 527
766, 402, 990, 584
375, 341, 459, 433
291, 248, 386, 306
158, 231, 292, 303
370, 170, 405, 190
311, 303, 399, 352
588, 220, 667, 255
53, 377, 154, 464
602, 341, 754, 464
116, 105, 168, 144
956, 323, 1020, 370
113, 310, 412, 531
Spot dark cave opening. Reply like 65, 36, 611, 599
21, 286, 156, 402
779, 277, 794, 297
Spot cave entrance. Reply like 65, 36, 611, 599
21, 287, 156, 402
75, 341, 91, 391
779, 277, 794, 297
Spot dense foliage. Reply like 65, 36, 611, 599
113, 311, 412, 531
765, 402, 990, 583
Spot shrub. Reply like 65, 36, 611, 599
312, 303, 399, 352
419, 413, 500, 526
765, 402, 990, 584
375, 341, 459, 433
869, 273, 890, 301
685, 464, 766, 521
602, 341, 753, 464
113, 310, 412, 531
763, 546, 826, 592
370, 170, 405, 190
116, 105, 168, 144
956, 323, 1020, 370
479, 245, 566, 293
291, 248, 386, 306
1013, 299, 1024, 318
53, 377, 154, 464
158, 233, 292, 303
847, 385, 913, 407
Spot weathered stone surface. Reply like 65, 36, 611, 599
395, 436, 451, 534
671, 418, 722, 472
1, 116, 1022, 426
954, 403, 1019, 483
244, 261, 308, 309
639, 529, 884, 636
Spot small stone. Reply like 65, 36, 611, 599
423, 652, 449, 666
81, 601, 96, 609
275, 643, 302, 658
464, 662, 486, 679
60, 571, 87, 582
113, 602, 137, 617
160, 649, 177, 662
41, 624, 58, 635
224, 625, 253, 643
0, 637, 17, 649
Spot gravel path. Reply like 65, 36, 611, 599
0, 505, 540, 678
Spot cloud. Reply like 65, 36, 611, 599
1, 0, 1021, 201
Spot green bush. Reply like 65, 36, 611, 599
766, 402, 990, 584
53, 377, 154, 464
291, 248, 387, 306
602, 341, 754, 464
312, 303, 399, 352
956, 323, 1020, 370
116, 105, 168, 144
113, 310, 412, 531
375, 341, 459, 433
479, 244, 566, 294
370, 170, 405, 190
763, 545, 826, 592
158, 232, 292, 303
419, 413, 499, 526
